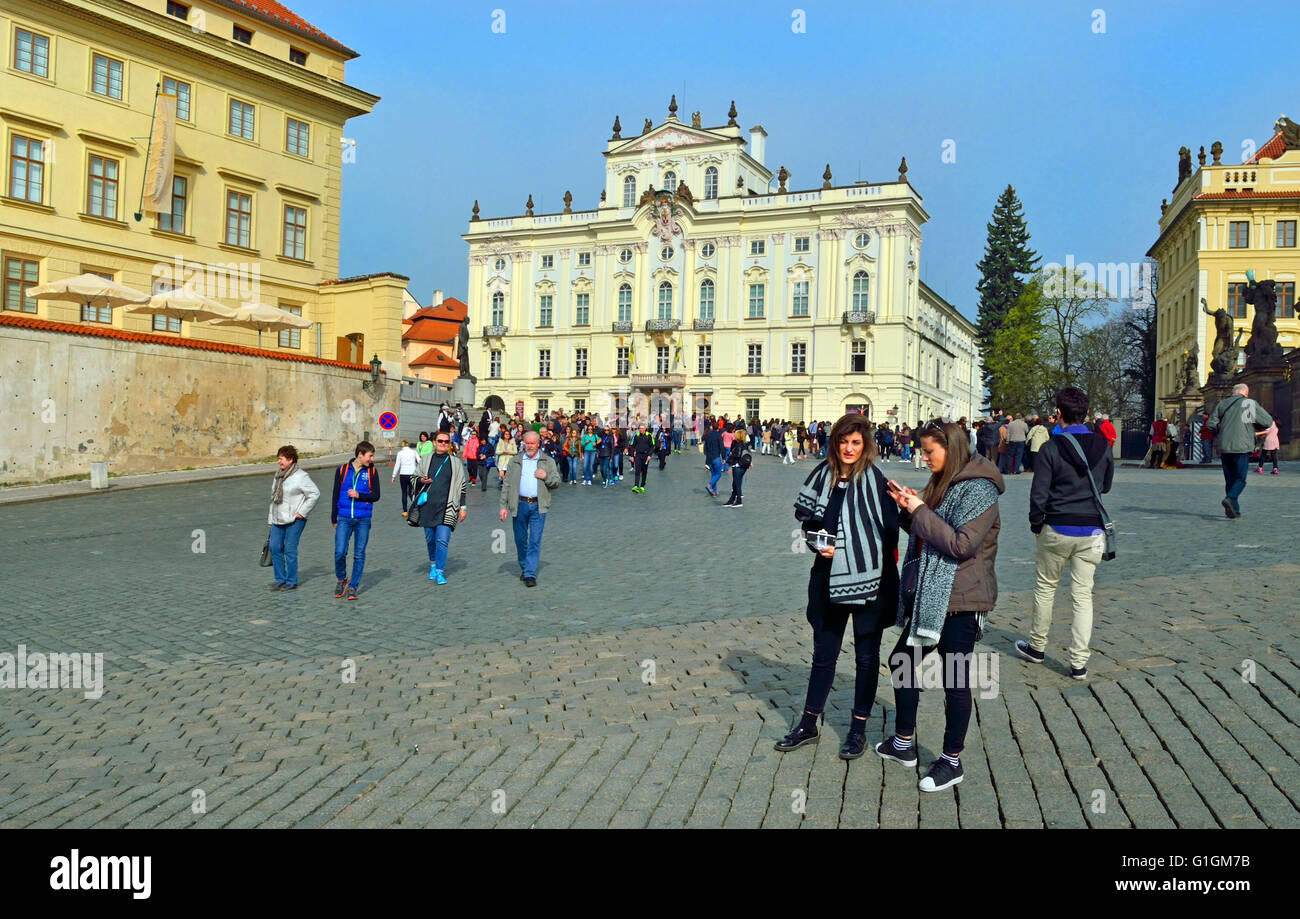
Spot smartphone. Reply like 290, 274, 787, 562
886, 479, 903, 494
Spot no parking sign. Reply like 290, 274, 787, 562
379, 412, 397, 439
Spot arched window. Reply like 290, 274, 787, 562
663, 171, 677, 193
657, 281, 673, 321
698, 279, 714, 319
623, 174, 636, 208
852, 271, 870, 311
490, 291, 504, 326
704, 166, 718, 199
617, 283, 632, 322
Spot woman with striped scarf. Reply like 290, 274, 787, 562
777, 414, 900, 761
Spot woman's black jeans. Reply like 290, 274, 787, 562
801, 570, 886, 722
889, 612, 979, 755
399, 474, 415, 512
729, 467, 745, 502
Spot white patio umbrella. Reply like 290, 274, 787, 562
27, 272, 149, 318
206, 301, 313, 347
124, 288, 239, 336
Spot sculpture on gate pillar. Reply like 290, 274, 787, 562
1242, 272, 1282, 369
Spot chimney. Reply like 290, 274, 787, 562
433, 289, 444, 307
749, 125, 767, 168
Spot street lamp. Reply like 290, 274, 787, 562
369, 354, 382, 383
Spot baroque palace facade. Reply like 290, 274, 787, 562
463, 99, 979, 426
1, 0, 408, 371
1148, 116, 1300, 403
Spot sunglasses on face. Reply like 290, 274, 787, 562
435, 438, 450, 443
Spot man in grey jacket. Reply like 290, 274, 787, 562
1207, 383, 1272, 518
498, 430, 560, 586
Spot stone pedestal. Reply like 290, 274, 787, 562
1199, 376, 1236, 415
452, 377, 477, 409
90, 462, 108, 489
1235, 365, 1287, 416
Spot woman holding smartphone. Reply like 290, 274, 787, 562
778, 413, 899, 760
878, 418, 1004, 792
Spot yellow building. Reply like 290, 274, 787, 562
1, 0, 407, 371
1148, 116, 1300, 400
463, 99, 979, 426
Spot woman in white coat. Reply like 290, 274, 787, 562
268, 444, 320, 591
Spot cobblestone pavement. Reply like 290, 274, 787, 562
1, 451, 1297, 828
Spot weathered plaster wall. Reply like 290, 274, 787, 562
1, 327, 398, 484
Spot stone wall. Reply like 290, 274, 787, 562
0, 321, 398, 485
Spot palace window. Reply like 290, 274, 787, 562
574, 398, 586, 412
853, 232, 871, 249
616, 346, 630, 376
747, 344, 762, 374
86, 155, 120, 219
747, 283, 765, 318
745, 398, 760, 420
9, 135, 44, 203
91, 54, 123, 99
850, 340, 867, 373
660, 245, 674, 261
286, 118, 310, 157
3, 256, 39, 313
1227, 282, 1247, 319
538, 294, 553, 327
80, 270, 114, 323
791, 342, 807, 374
577, 251, 591, 267
540, 254, 553, 270
289, 47, 308, 66
794, 235, 810, 253
617, 283, 632, 322
663, 171, 677, 193
697, 344, 712, 375
229, 99, 255, 140
494, 257, 506, 271
1278, 281, 1295, 319
700, 242, 715, 258
491, 291, 505, 325
575, 347, 588, 377
657, 345, 670, 374
277, 303, 303, 348
156, 175, 187, 234
852, 271, 870, 310
163, 77, 191, 121
1278, 220, 1297, 248
233, 25, 253, 44
619, 247, 633, 264
225, 190, 252, 247
704, 166, 718, 199
749, 239, 765, 256
791, 280, 809, 317
574, 292, 590, 326
657, 281, 673, 320
698, 279, 714, 319
538, 348, 551, 378
167, 2, 189, 20
13, 28, 50, 78
1228, 221, 1249, 248
623, 175, 636, 208
282, 205, 307, 260
489, 350, 502, 378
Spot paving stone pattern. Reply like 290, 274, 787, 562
1, 451, 1297, 828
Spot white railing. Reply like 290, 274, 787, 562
485, 218, 514, 229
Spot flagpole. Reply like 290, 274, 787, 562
133, 83, 161, 222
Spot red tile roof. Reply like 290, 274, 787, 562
409, 346, 458, 368
1246, 131, 1286, 164
0, 313, 380, 372
215, 0, 358, 58
411, 297, 469, 322
1194, 190, 1300, 200
401, 318, 459, 343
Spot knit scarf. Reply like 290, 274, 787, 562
271, 462, 297, 505
793, 461, 887, 605
897, 477, 999, 647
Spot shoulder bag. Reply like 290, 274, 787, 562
1060, 434, 1116, 561
259, 527, 273, 567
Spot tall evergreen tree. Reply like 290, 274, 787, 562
975, 185, 1039, 394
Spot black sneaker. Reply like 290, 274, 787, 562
1222, 498, 1238, 519
1070, 667, 1088, 681
1014, 640, 1045, 664
875, 735, 918, 768
839, 732, 867, 761
918, 758, 964, 792
774, 724, 819, 752
333, 579, 347, 598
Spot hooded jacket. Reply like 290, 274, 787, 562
1028, 428, 1113, 532
900, 454, 1005, 613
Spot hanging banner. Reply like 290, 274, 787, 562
140, 93, 178, 215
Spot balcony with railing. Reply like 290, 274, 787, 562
841, 310, 876, 326
692, 317, 715, 331
645, 318, 681, 332
481, 324, 508, 338
611, 320, 633, 333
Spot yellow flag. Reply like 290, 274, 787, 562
141, 93, 178, 215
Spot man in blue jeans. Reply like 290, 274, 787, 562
331, 441, 381, 600
703, 423, 725, 497
1207, 383, 1272, 518
499, 430, 559, 587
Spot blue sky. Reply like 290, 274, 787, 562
293, 0, 1299, 319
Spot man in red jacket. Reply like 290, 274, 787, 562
1097, 414, 1117, 447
